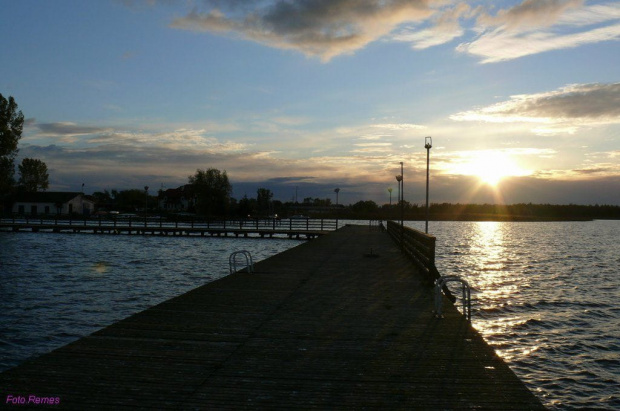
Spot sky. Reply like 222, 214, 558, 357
1, 0, 619, 205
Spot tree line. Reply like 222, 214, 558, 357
1, 93, 50, 210
90, 182, 620, 220
344, 201, 620, 221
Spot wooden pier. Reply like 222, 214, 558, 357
0, 217, 338, 239
0, 225, 544, 409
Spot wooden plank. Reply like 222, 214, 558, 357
0, 225, 544, 409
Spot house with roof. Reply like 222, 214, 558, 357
11, 192, 95, 216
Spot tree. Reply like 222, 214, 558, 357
113, 189, 147, 212
237, 195, 256, 218
350, 200, 380, 216
188, 168, 232, 216
18, 158, 49, 192
0, 93, 24, 194
256, 188, 273, 216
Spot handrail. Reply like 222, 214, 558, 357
0, 216, 339, 232
386, 220, 439, 284
434, 275, 472, 321
229, 251, 254, 274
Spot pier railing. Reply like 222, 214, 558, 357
386, 220, 440, 284
0, 215, 339, 238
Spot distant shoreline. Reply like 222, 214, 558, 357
405, 214, 597, 222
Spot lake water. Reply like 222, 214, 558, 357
1, 220, 619, 410
0, 232, 301, 371
406, 220, 620, 410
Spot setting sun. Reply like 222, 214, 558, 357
451, 151, 530, 186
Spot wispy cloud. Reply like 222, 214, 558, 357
477, 0, 584, 30
391, 3, 472, 49
28, 120, 249, 151
450, 83, 620, 134
459, 1, 620, 63
37, 122, 110, 136
32, 122, 112, 143
370, 123, 427, 130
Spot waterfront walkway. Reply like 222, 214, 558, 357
1, 225, 544, 409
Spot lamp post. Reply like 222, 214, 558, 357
395, 174, 402, 220
144, 185, 149, 228
387, 187, 392, 205
395, 162, 404, 251
399, 161, 404, 228
334, 188, 340, 206
424, 136, 432, 234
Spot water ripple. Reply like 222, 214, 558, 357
407, 220, 620, 410
0, 232, 299, 373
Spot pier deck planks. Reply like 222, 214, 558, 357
1, 225, 544, 409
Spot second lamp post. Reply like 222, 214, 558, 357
424, 136, 432, 234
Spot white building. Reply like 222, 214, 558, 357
11, 192, 95, 216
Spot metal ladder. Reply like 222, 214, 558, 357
229, 250, 254, 274
434, 275, 472, 321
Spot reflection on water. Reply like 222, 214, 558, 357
406, 220, 620, 410
470, 222, 520, 308
92, 261, 109, 274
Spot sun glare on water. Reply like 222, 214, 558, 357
452, 151, 529, 187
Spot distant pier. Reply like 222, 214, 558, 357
0, 216, 338, 239
0, 224, 544, 409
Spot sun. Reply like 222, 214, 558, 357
452, 151, 529, 187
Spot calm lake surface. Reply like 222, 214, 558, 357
1, 220, 619, 410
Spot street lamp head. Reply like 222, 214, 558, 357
395, 175, 402, 182
424, 136, 432, 149
144, 186, 149, 192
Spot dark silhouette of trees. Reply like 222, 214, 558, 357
113, 189, 147, 212
18, 158, 49, 192
256, 188, 273, 216
1, 93, 24, 196
188, 168, 232, 216
91, 190, 114, 206
413, 202, 620, 221
237, 195, 256, 217
348, 200, 380, 218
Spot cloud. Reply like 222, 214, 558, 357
352, 140, 393, 154
370, 123, 427, 130
477, 0, 584, 30
37, 122, 110, 136
459, 23, 620, 63
266, 176, 317, 184
169, 0, 436, 61
450, 83, 620, 134
577, 149, 620, 177
132, 0, 619, 62
391, 3, 472, 49
460, 1, 620, 63
28, 120, 248, 151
